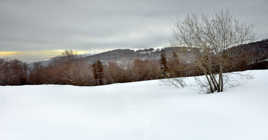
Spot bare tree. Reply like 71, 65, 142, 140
62, 50, 77, 60
173, 10, 255, 93
92, 60, 104, 85
160, 50, 169, 78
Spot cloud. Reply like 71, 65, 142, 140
0, 0, 267, 53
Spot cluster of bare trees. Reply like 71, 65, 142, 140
22, 50, 162, 85
28, 51, 94, 85
0, 59, 28, 85
0, 49, 192, 86
0, 46, 257, 87
27, 59, 162, 86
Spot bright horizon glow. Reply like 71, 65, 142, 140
0, 48, 118, 62
0, 50, 90, 57
0, 51, 22, 56
0, 50, 92, 62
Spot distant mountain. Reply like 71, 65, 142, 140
227, 39, 268, 64
80, 47, 199, 65
81, 39, 268, 65
32, 39, 268, 69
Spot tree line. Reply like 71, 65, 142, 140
0, 47, 255, 86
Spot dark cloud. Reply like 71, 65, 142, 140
0, 0, 267, 52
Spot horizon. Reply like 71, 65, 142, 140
0, 47, 167, 62
1, 38, 267, 63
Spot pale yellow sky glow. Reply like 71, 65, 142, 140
0, 50, 91, 62
0, 50, 89, 56
0, 51, 22, 56
0, 49, 115, 62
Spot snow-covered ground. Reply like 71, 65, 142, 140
0, 70, 268, 140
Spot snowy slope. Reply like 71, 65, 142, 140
0, 70, 268, 140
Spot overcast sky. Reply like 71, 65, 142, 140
0, 0, 267, 61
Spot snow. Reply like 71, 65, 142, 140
0, 70, 268, 140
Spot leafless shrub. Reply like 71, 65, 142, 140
173, 10, 255, 93
194, 72, 253, 93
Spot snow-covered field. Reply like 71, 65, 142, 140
0, 70, 268, 140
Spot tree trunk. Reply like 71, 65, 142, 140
218, 65, 224, 92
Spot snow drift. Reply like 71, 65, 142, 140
0, 70, 268, 140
